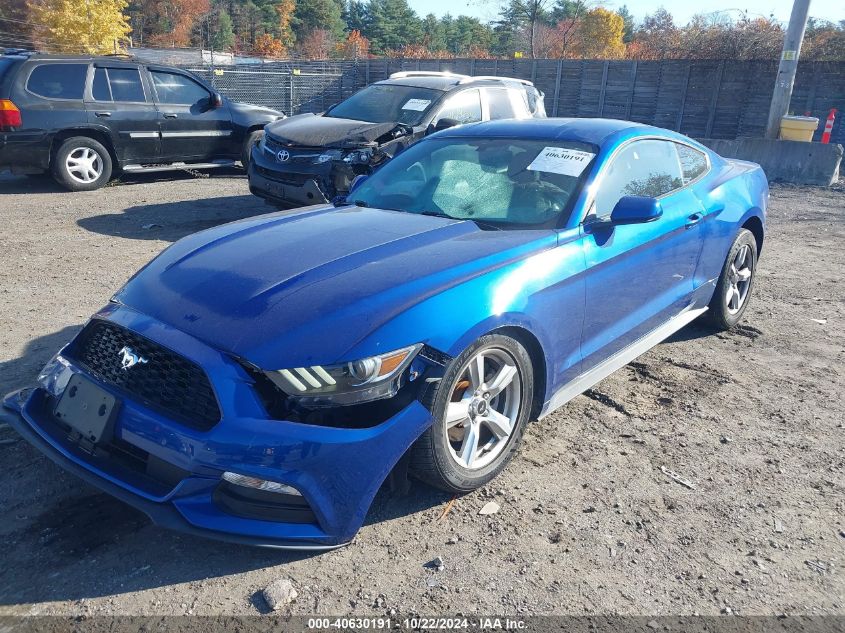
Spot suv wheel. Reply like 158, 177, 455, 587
242, 130, 264, 169
52, 137, 112, 191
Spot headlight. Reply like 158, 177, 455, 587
265, 344, 422, 407
316, 149, 343, 163
343, 149, 372, 164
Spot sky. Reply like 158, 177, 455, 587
408, 0, 845, 26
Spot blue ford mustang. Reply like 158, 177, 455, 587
3, 118, 767, 549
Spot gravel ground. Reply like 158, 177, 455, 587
0, 170, 842, 617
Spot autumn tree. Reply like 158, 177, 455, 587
337, 29, 368, 58
29, 0, 132, 53
299, 27, 334, 58
575, 7, 624, 58
275, 0, 295, 48
253, 31, 286, 56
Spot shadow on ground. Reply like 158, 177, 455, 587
0, 168, 245, 195
0, 328, 447, 607
77, 194, 274, 242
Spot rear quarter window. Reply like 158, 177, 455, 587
676, 143, 709, 183
27, 63, 88, 100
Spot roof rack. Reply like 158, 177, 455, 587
389, 71, 468, 80
458, 75, 535, 87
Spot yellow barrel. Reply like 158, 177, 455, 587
779, 115, 819, 142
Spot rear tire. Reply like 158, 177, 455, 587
706, 228, 758, 330
409, 334, 534, 493
52, 137, 112, 191
241, 130, 264, 169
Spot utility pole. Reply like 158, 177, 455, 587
764, 0, 812, 139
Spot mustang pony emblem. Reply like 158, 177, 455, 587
276, 149, 290, 162
119, 346, 148, 370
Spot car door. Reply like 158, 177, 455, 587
580, 138, 704, 371
148, 68, 234, 162
85, 63, 160, 164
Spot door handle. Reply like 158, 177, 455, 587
163, 113, 178, 119
685, 213, 703, 229
94, 111, 112, 117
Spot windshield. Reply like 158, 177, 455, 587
350, 137, 597, 228
326, 84, 442, 126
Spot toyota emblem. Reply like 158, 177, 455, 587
276, 149, 290, 162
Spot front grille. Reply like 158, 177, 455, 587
65, 320, 221, 431
254, 164, 313, 186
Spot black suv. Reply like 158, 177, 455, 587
0, 51, 283, 191
248, 71, 545, 208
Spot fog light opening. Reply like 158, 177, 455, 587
221, 471, 302, 496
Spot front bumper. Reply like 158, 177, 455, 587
0, 131, 52, 173
2, 305, 434, 549
247, 143, 331, 207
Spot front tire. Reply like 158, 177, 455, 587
706, 228, 758, 330
52, 137, 112, 191
242, 130, 264, 169
409, 334, 534, 493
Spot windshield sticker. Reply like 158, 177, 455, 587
526, 147, 596, 177
401, 98, 432, 111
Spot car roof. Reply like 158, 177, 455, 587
434, 117, 657, 146
374, 75, 535, 92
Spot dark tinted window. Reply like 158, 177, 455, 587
92, 67, 146, 102
92, 68, 111, 100
151, 71, 209, 105
486, 88, 516, 119
433, 89, 481, 125
594, 140, 684, 216
27, 63, 88, 99
326, 84, 441, 125
676, 143, 709, 183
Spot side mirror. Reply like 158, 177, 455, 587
609, 196, 662, 225
211, 93, 224, 108
429, 117, 460, 134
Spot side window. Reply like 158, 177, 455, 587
151, 71, 210, 105
27, 64, 88, 100
92, 67, 146, 102
593, 140, 684, 217
433, 89, 481, 125
676, 143, 709, 183
486, 88, 516, 119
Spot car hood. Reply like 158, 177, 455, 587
227, 99, 284, 120
264, 113, 404, 148
114, 206, 555, 368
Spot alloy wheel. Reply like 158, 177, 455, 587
725, 243, 753, 314
443, 347, 522, 470
65, 147, 103, 184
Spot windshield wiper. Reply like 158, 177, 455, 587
420, 210, 454, 219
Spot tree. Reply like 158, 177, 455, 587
506, 0, 555, 58
629, 7, 678, 59
253, 31, 286, 56
342, 0, 368, 34
276, 0, 295, 47
617, 4, 634, 43
574, 7, 624, 58
299, 27, 334, 58
365, 0, 422, 55
212, 9, 235, 49
337, 28, 368, 57
29, 0, 132, 53
294, 0, 344, 40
